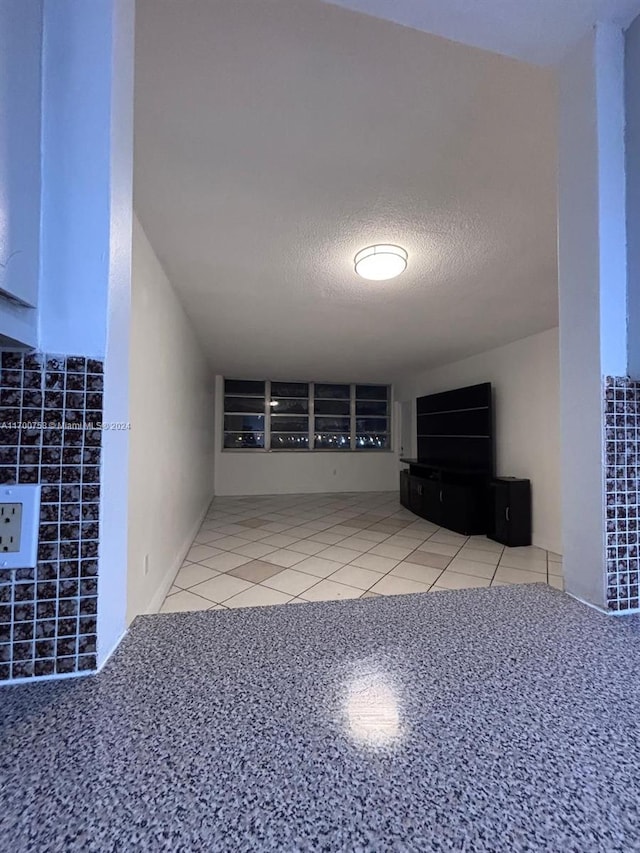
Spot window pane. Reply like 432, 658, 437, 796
269, 398, 308, 415
314, 383, 350, 399
314, 433, 351, 450
224, 432, 265, 449
355, 384, 390, 450
271, 382, 309, 398
355, 400, 387, 417
314, 399, 349, 416
224, 379, 265, 396
224, 415, 265, 432
355, 417, 388, 433
355, 385, 388, 401
224, 396, 265, 414
355, 433, 389, 450
271, 433, 310, 450
315, 416, 350, 432
271, 415, 308, 432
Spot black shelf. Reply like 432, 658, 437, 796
400, 459, 489, 477
418, 406, 489, 416
415, 383, 494, 476
416, 435, 491, 439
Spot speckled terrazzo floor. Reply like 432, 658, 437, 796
2, 584, 640, 852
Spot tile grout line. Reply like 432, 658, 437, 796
165, 498, 561, 611
197, 532, 463, 600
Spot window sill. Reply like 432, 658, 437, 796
221, 448, 396, 454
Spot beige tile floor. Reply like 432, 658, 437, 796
160, 492, 564, 613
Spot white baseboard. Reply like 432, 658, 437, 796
567, 590, 640, 616
533, 542, 563, 556
145, 492, 214, 615
96, 627, 128, 671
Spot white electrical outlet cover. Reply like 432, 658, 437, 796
0, 485, 41, 570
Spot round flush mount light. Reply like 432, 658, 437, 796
354, 244, 408, 281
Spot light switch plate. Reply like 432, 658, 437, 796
0, 485, 40, 570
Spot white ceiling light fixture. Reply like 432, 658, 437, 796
354, 244, 408, 281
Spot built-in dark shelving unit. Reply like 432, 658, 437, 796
401, 383, 531, 543
400, 383, 494, 536
416, 382, 494, 475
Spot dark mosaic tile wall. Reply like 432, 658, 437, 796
0, 352, 103, 681
605, 376, 640, 612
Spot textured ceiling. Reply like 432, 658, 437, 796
134, 0, 558, 382
322, 0, 640, 66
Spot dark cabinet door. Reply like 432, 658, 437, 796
408, 477, 424, 516
400, 471, 411, 510
422, 480, 442, 525
409, 477, 442, 525
442, 483, 486, 535
441, 483, 467, 534
488, 479, 531, 546
491, 482, 510, 543
404, 468, 489, 535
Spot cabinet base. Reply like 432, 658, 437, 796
400, 466, 488, 537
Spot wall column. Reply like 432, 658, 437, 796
558, 24, 631, 611
40, 0, 135, 667
0, 0, 134, 683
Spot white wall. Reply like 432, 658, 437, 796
0, 0, 41, 310
96, 0, 135, 663
395, 328, 562, 554
0, 0, 41, 347
35, 0, 137, 666
127, 216, 215, 622
557, 26, 627, 609
213, 376, 399, 495
40, 0, 114, 357
627, 14, 640, 377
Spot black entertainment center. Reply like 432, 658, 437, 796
400, 382, 531, 545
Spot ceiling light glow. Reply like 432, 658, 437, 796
354, 244, 408, 281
